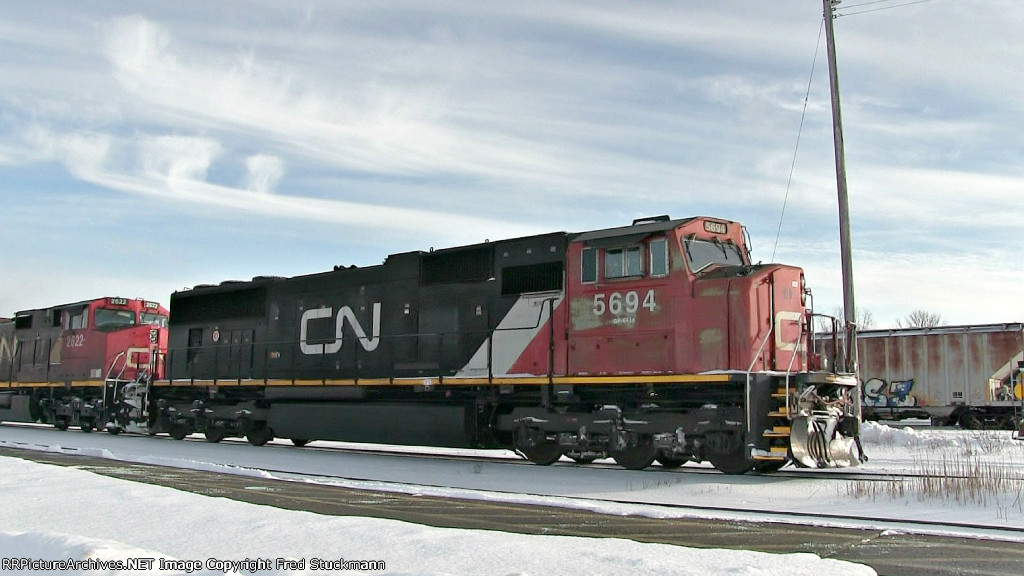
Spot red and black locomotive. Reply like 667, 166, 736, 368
0, 297, 168, 432
1, 216, 863, 473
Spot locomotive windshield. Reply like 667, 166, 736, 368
140, 312, 169, 328
94, 308, 136, 331
683, 236, 745, 274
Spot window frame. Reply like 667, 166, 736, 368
603, 245, 643, 280
581, 247, 598, 284
649, 237, 668, 277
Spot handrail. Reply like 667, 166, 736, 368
781, 315, 807, 419
101, 350, 128, 413
746, 321, 775, 429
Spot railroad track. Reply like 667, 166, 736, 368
3, 424, 1024, 540
1, 420, 993, 483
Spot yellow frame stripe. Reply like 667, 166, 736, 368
145, 373, 733, 388
0, 380, 104, 389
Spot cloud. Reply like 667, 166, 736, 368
244, 154, 284, 194
24, 126, 541, 245
139, 135, 221, 183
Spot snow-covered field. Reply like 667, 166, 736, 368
1, 421, 1023, 575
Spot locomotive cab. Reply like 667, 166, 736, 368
564, 216, 806, 375
558, 216, 862, 470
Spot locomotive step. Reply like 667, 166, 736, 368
762, 426, 791, 438
767, 407, 790, 418
759, 448, 789, 459
753, 446, 789, 461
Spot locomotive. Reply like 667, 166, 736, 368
0, 297, 168, 432
1, 216, 864, 473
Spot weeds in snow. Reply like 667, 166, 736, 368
845, 432, 1024, 513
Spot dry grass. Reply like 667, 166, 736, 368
844, 434, 1024, 514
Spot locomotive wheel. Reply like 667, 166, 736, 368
655, 452, 688, 469
106, 426, 121, 435
79, 419, 94, 433
290, 438, 310, 447
708, 448, 753, 475
246, 426, 274, 447
169, 423, 191, 440
518, 440, 563, 466
54, 418, 69, 431
205, 425, 226, 443
610, 435, 658, 470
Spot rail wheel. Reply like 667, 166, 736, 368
169, 423, 191, 440
655, 452, 688, 469
290, 438, 309, 447
54, 417, 69, 431
568, 454, 598, 464
610, 435, 658, 470
246, 426, 274, 447
708, 447, 753, 475
205, 425, 226, 443
518, 440, 563, 466
79, 418, 94, 433
959, 411, 983, 430
106, 426, 121, 435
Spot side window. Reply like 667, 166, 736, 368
581, 247, 597, 283
649, 238, 668, 277
605, 246, 642, 279
69, 310, 87, 330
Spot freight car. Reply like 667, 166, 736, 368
0, 297, 169, 431
857, 324, 1024, 429
1, 216, 864, 473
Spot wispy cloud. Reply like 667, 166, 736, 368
1, 2, 1022, 323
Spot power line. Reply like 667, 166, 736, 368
839, 0, 907, 9
837, 0, 940, 17
772, 18, 825, 263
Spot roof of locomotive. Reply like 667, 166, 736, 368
572, 216, 697, 244
175, 216, 730, 295
11, 297, 114, 317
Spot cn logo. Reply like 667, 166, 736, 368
299, 303, 381, 355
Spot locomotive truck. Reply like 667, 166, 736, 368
1, 216, 864, 473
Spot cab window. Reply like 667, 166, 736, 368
140, 312, 169, 328
66, 307, 88, 330
649, 238, 668, 277
581, 247, 597, 283
605, 246, 641, 279
94, 308, 136, 331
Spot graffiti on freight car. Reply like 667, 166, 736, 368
863, 378, 919, 407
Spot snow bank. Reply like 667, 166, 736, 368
0, 456, 875, 576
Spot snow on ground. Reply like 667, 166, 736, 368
0, 457, 875, 576
1, 421, 1023, 574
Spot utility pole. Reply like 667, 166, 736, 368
823, 0, 858, 373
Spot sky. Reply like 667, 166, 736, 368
2, 1, 1022, 328
2, 421, 1024, 574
